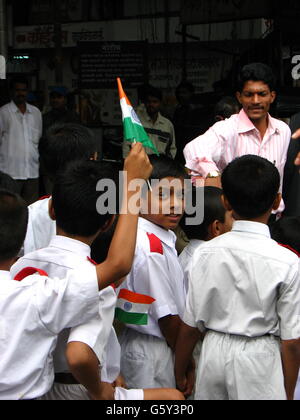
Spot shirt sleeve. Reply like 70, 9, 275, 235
133, 251, 180, 321
67, 287, 117, 364
33, 266, 99, 335
183, 125, 225, 177
277, 264, 300, 340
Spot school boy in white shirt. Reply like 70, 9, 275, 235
23, 123, 99, 255
0, 142, 153, 400
12, 157, 183, 401
175, 155, 300, 400
119, 155, 189, 391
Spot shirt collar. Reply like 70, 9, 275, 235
138, 217, 177, 248
232, 221, 271, 238
144, 112, 163, 125
237, 109, 280, 135
0, 270, 11, 282
10, 100, 32, 114
49, 235, 91, 258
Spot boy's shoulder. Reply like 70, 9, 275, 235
137, 228, 164, 256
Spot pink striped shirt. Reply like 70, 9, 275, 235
184, 109, 291, 213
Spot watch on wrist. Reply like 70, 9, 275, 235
206, 171, 220, 179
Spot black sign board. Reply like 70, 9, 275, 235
79, 41, 147, 89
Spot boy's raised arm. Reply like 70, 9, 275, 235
96, 143, 152, 290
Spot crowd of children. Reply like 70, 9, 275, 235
0, 120, 299, 400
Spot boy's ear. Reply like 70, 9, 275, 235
221, 195, 232, 211
272, 193, 282, 212
48, 198, 56, 221
101, 215, 116, 233
208, 220, 220, 239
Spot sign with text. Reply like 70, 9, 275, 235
181, 0, 273, 24
78, 42, 147, 89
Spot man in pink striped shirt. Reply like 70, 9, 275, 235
184, 63, 291, 214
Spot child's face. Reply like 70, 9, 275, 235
142, 177, 185, 230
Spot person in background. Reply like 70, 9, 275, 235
213, 96, 240, 122
184, 63, 291, 219
43, 87, 80, 136
0, 76, 42, 204
123, 86, 177, 159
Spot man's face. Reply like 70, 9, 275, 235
50, 93, 67, 110
145, 95, 161, 117
12, 83, 28, 105
176, 88, 193, 106
236, 80, 276, 122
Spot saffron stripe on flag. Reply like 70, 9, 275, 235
118, 289, 155, 305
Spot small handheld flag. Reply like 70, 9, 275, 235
117, 78, 159, 156
115, 289, 155, 326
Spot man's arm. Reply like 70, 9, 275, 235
281, 339, 300, 400
169, 123, 177, 159
96, 143, 152, 290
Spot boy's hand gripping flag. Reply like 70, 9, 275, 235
117, 78, 159, 155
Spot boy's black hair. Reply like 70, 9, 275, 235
0, 171, 18, 193
222, 155, 280, 219
0, 190, 28, 262
39, 123, 98, 182
148, 154, 188, 182
214, 96, 240, 121
270, 217, 300, 254
237, 63, 276, 92
9, 76, 29, 90
52, 160, 119, 237
180, 187, 226, 241
145, 86, 163, 102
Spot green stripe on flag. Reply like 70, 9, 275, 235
115, 308, 149, 325
123, 117, 159, 155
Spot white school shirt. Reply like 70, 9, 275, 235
11, 236, 113, 373
23, 196, 55, 255
179, 239, 205, 286
0, 268, 98, 400
119, 217, 186, 339
0, 101, 42, 179
184, 221, 300, 340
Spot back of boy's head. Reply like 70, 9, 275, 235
270, 217, 300, 254
222, 155, 280, 219
180, 187, 225, 241
52, 160, 119, 237
0, 190, 28, 262
39, 123, 98, 181
0, 171, 18, 193
237, 63, 275, 92
148, 155, 187, 182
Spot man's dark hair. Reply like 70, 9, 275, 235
270, 217, 300, 254
149, 155, 188, 182
180, 187, 226, 241
237, 63, 276, 92
176, 81, 195, 95
214, 96, 240, 121
52, 160, 118, 237
39, 123, 98, 182
9, 76, 29, 91
222, 155, 280, 219
145, 86, 163, 102
0, 190, 28, 262
0, 171, 18, 193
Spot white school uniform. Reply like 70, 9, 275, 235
23, 196, 55, 255
184, 221, 300, 400
11, 236, 143, 401
0, 268, 99, 400
119, 217, 186, 389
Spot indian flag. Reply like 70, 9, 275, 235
117, 78, 159, 155
115, 289, 155, 325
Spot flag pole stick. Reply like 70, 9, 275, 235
133, 138, 152, 192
